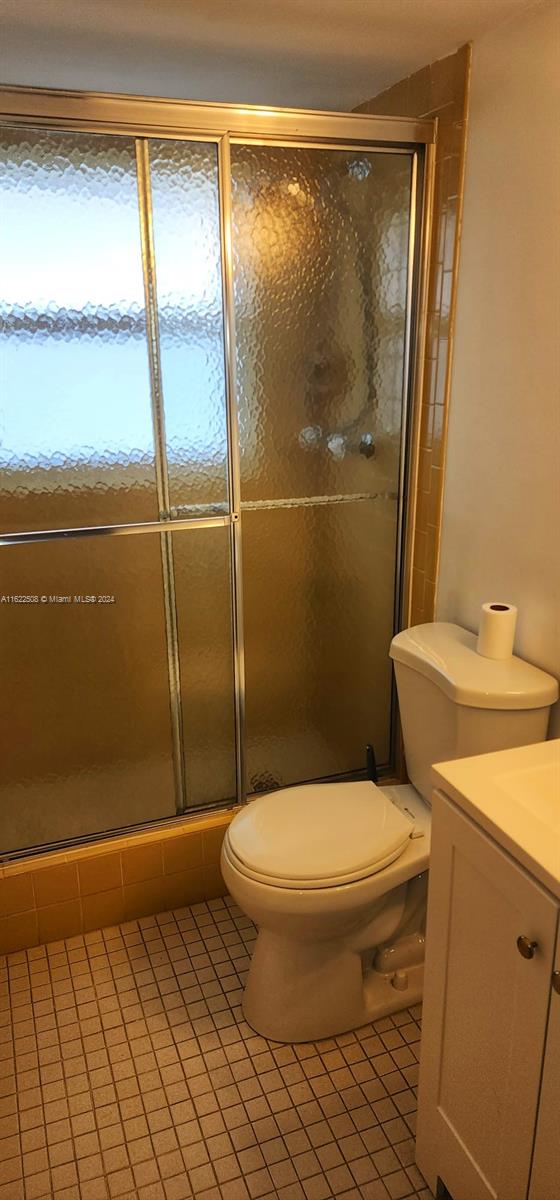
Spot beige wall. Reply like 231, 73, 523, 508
437, 1, 560, 732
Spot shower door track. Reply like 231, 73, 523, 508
0, 85, 436, 828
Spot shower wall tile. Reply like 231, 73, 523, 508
0, 810, 235, 957
82, 887, 125, 933
203, 824, 229, 864
77, 851, 122, 896
123, 876, 170, 922
203, 863, 227, 899
0, 911, 38, 955
162, 831, 204, 875
32, 862, 79, 907
37, 898, 82, 943
121, 842, 163, 886
355, 43, 472, 625
0, 873, 34, 917
163, 866, 207, 911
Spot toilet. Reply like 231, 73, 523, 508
221, 622, 558, 1042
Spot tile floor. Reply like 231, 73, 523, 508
0, 896, 432, 1200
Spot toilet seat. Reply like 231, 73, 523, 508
226, 781, 414, 889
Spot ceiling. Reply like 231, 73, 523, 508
0, 0, 546, 111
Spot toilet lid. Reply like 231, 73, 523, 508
226, 781, 413, 888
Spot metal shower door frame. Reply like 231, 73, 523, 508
0, 85, 436, 820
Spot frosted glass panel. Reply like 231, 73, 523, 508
242, 500, 396, 791
232, 145, 413, 788
231, 146, 412, 503
0, 536, 176, 854
0, 126, 159, 535
149, 140, 228, 517
173, 528, 236, 807
0, 128, 158, 534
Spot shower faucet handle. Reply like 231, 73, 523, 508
359, 433, 376, 459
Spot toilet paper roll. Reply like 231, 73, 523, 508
476, 602, 518, 660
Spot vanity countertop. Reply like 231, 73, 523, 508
431, 738, 560, 899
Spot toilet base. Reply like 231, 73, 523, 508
362, 960, 423, 1026
241, 927, 424, 1043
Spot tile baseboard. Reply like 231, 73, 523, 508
0, 809, 236, 956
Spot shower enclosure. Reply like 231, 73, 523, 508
0, 88, 434, 856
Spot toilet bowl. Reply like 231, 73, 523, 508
222, 780, 430, 1042
223, 622, 558, 1043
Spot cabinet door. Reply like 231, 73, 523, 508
416, 791, 558, 1200
529, 925, 560, 1200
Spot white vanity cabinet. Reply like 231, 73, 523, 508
416, 756, 560, 1200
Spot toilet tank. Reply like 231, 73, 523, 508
390, 623, 558, 802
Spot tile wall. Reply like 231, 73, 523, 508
355, 44, 472, 624
0, 813, 234, 958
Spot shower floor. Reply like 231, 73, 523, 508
0, 897, 431, 1200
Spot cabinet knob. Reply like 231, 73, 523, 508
517, 935, 538, 959
552, 971, 560, 995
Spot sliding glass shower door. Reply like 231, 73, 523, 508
230, 144, 413, 791
0, 126, 237, 853
0, 106, 420, 856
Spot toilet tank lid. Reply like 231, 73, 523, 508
390, 623, 559, 710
